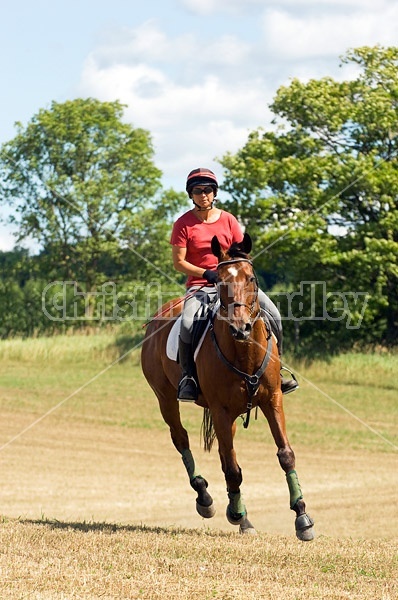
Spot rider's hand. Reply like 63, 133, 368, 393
203, 270, 218, 285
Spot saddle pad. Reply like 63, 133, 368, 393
166, 316, 210, 362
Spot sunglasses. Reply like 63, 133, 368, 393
191, 186, 215, 195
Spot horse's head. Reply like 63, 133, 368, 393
211, 233, 260, 341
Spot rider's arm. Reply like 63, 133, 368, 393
172, 245, 208, 279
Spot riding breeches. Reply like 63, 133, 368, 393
257, 288, 283, 353
179, 286, 217, 344
179, 286, 283, 353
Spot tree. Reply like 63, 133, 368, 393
219, 46, 398, 349
0, 98, 180, 292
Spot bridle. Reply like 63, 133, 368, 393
209, 257, 273, 429
216, 258, 261, 329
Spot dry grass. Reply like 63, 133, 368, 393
0, 334, 397, 598
1, 518, 397, 600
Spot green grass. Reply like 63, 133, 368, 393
0, 329, 143, 364
0, 333, 397, 452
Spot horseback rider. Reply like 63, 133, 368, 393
170, 167, 299, 402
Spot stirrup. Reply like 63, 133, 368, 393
281, 368, 299, 395
281, 376, 299, 395
177, 375, 198, 402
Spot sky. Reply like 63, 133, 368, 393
1, 0, 397, 250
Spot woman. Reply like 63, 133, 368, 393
170, 167, 298, 401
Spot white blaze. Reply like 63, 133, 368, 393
228, 266, 238, 277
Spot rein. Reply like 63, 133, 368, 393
211, 257, 273, 428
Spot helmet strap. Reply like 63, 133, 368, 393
193, 200, 215, 211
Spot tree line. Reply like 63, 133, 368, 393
0, 46, 397, 355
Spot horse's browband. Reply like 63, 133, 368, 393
217, 258, 253, 269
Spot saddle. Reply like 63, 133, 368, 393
166, 300, 219, 362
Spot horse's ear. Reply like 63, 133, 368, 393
211, 235, 222, 259
242, 232, 252, 255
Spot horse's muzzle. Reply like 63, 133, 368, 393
229, 322, 252, 341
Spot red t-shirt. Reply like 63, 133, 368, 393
170, 210, 243, 287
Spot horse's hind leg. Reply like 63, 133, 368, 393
260, 393, 314, 541
156, 384, 215, 518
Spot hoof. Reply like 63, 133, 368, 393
239, 517, 256, 535
191, 476, 215, 519
196, 500, 216, 519
226, 507, 256, 535
295, 513, 315, 541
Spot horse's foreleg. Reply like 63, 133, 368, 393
157, 389, 215, 519
260, 393, 315, 541
181, 448, 215, 518
212, 410, 256, 534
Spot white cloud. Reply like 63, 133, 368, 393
94, 21, 250, 78
78, 22, 271, 187
181, 0, 390, 15
0, 225, 17, 251
261, 4, 398, 61
79, 54, 273, 185
94, 21, 191, 66
77, 5, 398, 191
267, 0, 383, 7
180, 0, 264, 16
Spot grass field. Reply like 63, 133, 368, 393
0, 333, 397, 599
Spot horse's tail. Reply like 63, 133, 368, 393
201, 408, 216, 453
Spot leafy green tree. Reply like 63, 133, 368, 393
0, 246, 36, 286
0, 98, 181, 292
0, 98, 186, 335
219, 46, 398, 349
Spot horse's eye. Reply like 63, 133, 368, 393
249, 276, 256, 283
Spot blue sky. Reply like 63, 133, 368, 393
1, 0, 397, 250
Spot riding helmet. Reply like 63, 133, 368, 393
186, 168, 218, 197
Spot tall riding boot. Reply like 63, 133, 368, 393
279, 336, 299, 395
177, 339, 198, 402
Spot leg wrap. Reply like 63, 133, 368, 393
181, 448, 200, 481
228, 490, 246, 516
286, 469, 303, 510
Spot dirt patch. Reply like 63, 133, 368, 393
1, 410, 396, 540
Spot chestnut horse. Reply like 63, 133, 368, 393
141, 233, 314, 539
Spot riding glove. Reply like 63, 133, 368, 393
203, 270, 218, 285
